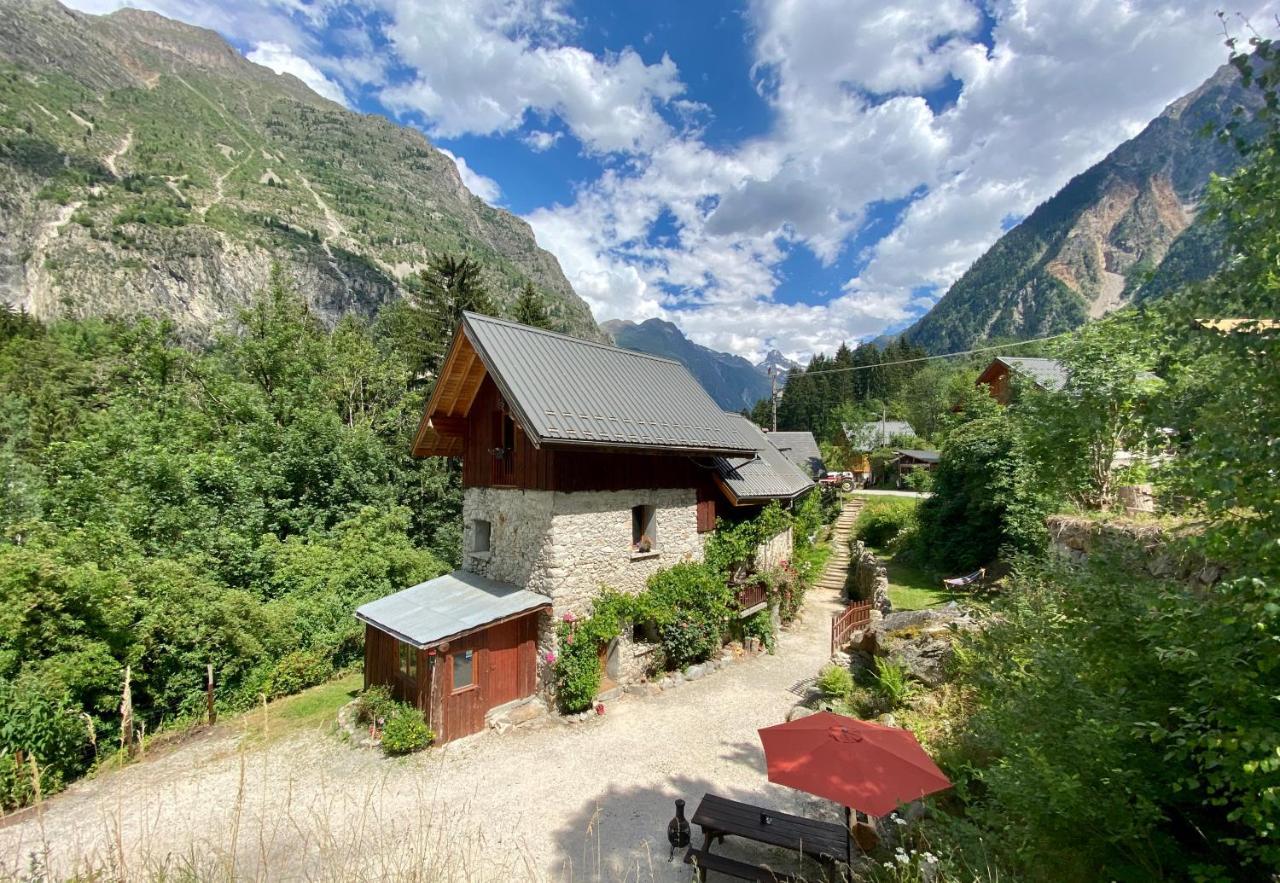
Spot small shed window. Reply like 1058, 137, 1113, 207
398, 642, 417, 681
631, 504, 657, 552
452, 649, 474, 692
469, 519, 492, 554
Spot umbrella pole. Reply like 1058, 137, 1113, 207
844, 805, 852, 862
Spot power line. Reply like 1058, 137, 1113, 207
793, 331, 1072, 377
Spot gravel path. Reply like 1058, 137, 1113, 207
0, 509, 860, 882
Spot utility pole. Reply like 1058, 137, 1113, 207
769, 366, 779, 432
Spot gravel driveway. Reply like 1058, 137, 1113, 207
0, 523, 855, 882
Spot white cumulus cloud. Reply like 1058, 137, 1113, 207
438, 148, 502, 204
246, 41, 351, 106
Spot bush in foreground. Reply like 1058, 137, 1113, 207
380, 707, 433, 755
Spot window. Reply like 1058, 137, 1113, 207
469, 519, 492, 555
492, 407, 516, 484
398, 642, 417, 681
631, 504, 657, 553
452, 649, 474, 691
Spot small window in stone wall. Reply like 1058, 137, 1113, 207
469, 519, 492, 554
631, 504, 657, 552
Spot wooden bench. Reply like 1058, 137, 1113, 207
684, 846, 797, 882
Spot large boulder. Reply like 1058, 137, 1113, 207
878, 603, 981, 688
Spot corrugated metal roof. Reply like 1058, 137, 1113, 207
355, 570, 550, 649
713, 416, 816, 502
997, 357, 1068, 392
463, 313, 756, 455
894, 449, 940, 463
767, 431, 825, 478
844, 419, 917, 448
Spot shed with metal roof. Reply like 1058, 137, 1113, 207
712, 416, 816, 506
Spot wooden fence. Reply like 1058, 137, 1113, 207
735, 582, 768, 615
830, 600, 873, 655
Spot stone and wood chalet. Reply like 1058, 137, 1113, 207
357, 313, 814, 742
976, 356, 1068, 405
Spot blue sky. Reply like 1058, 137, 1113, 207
68, 0, 1271, 361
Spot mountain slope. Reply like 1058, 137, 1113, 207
903, 60, 1263, 353
602, 318, 773, 411
0, 0, 601, 339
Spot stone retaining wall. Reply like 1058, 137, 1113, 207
1047, 515, 1223, 586
848, 540, 892, 613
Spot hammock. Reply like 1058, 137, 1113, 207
942, 568, 985, 590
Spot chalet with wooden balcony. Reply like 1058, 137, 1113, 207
357, 313, 814, 741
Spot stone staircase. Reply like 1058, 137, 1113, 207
815, 497, 864, 595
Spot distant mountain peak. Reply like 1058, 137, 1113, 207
756, 349, 801, 378
605, 318, 771, 411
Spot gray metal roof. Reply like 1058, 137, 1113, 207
844, 419, 917, 449
713, 416, 816, 503
996, 357, 1068, 392
355, 570, 550, 649
766, 431, 825, 478
463, 313, 756, 455
894, 449, 941, 463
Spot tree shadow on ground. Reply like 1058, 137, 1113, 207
548, 771, 847, 882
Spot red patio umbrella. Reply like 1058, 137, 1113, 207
758, 711, 951, 818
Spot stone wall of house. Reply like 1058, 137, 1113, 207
462, 486, 706, 696
755, 526, 793, 571
849, 540, 892, 613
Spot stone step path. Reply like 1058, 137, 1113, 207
814, 497, 864, 594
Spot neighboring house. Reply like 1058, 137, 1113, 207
841, 419, 917, 482
765, 430, 825, 478
976, 356, 1068, 404
356, 313, 814, 742
891, 449, 940, 486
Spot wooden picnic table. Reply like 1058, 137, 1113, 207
690, 792, 850, 866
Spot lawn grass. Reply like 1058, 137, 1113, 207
238, 670, 363, 745
865, 546, 950, 611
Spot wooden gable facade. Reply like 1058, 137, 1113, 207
461, 375, 719, 528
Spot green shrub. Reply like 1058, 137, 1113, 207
817, 664, 854, 699
379, 707, 432, 755
354, 685, 398, 727
646, 562, 733, 668
741, 609, 776, 653
658, 616, 720, 669
903, 468, 934, 492
872, 660, 917, 708
267, 649, 333, 698
855, 497, 918, 547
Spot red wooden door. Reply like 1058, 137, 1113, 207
438, 613, 541, 742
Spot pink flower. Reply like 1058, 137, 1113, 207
563, 612, 576, 623
544, 651, 557, 665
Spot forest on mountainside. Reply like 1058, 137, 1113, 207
0, 255, 540, 807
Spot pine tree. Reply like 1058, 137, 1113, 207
383, 253, 496, 384
513, 281, 552, 329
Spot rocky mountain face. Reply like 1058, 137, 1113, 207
755, 348, 801, 379
602, 317, 772, 412
0, 0, 601, 339
904, 60, 1264, 354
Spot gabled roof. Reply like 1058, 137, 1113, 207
767, 431, 825, 478
986, 357, 1068, 392
712, 416, 816, 505
844, 419, 916, 449
356, 570, 550, 649
413, 313, 758, 457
